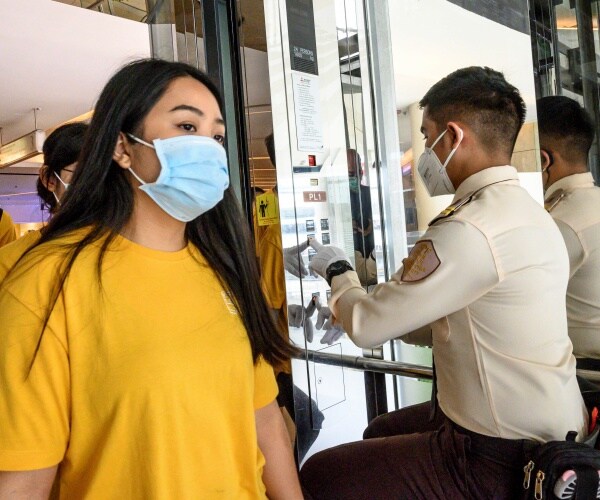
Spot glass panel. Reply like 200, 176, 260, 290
530, 0, 600, 180
257, 0, 390, 463
174, 0, 205, 68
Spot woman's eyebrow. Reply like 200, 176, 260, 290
169, 104, 204, 116
169, 104, 225, 125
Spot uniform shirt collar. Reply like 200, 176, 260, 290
545, 172, 596, 201
453, 166, 519, 202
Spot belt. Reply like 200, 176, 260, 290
451, 421, 538, 467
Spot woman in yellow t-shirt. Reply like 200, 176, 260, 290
0, 59, 301, 499
0, 122, 88, 281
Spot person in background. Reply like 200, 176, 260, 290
0, 208, 17, 248
301, 66, 587, 499
0, 59, 302, 499
0, 122, 88, 281
38, 122, 88, 214
538, 96, 600, 368
347, 149, 374, 259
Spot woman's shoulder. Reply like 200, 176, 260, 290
0, 227, 100, 289
0, 230, 42, 281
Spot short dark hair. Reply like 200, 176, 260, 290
37, 122, 88, 212
537, 96, 595, 164
420, 66, 526, 156
264, 132, 276, 167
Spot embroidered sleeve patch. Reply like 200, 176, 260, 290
401, 240, 441, 283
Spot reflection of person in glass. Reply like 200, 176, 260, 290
538, 96, 600, 368
257, 132, 323, 462
347, 149, 374, 258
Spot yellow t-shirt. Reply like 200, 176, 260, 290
0, 229, 41, 282
0, 210, 17, 248
0, 231, 277, 499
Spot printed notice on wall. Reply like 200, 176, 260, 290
291, 72, 324, 152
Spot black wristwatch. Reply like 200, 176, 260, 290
325, 261, 354, 286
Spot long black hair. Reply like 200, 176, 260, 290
37, 122, 89, 213
5, 58, 296, 367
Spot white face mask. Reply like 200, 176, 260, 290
417, 128, 463, 197
52, 172, 70, 205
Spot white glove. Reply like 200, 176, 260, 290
283, 239, 309, 278
315, 301, 345, 345
288, 302, 315, 342
320, 320, 345, 345
288, 304, 304, 328
308, 239, 351, 279
304, 320, 314, 343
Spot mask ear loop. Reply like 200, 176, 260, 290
541, 150, 554, 190
53, 172, 69, 189
124, 133, 154, 185
442, 127, 464, 168
126, 133, 155, 149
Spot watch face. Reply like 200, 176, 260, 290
330, 261, 346, 272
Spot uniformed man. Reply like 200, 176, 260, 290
299, 67, 588, 499
538, 96, 600, 366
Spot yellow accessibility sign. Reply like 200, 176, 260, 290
256, 192, 280, 226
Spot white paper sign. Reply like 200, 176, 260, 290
291, 72, 324, 152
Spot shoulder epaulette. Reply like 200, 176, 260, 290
429, 194, 474, 226
544, 189, 565, 213
428, 177, 515, 227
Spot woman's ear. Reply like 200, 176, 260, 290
38, 165, 57, 192
113, 132, 132, 169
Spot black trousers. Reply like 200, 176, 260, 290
300, 415, 534, 500
363, 401, 444, 439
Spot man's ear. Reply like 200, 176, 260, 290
113, 132, 133, 169
446, 122, 464, 148
38, 165, 57, 192
540, 149, 552, 170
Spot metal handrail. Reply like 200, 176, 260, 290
294, 349, 433, 381
296, 350, 600, 384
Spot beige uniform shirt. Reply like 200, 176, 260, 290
330, 166, 587, 442
545, 173, 600, 358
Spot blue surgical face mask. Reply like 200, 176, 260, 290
126, 134, 229, 222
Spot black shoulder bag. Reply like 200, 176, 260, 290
521, 390, 600, 499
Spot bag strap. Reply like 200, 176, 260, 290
574, 465, 599, 500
